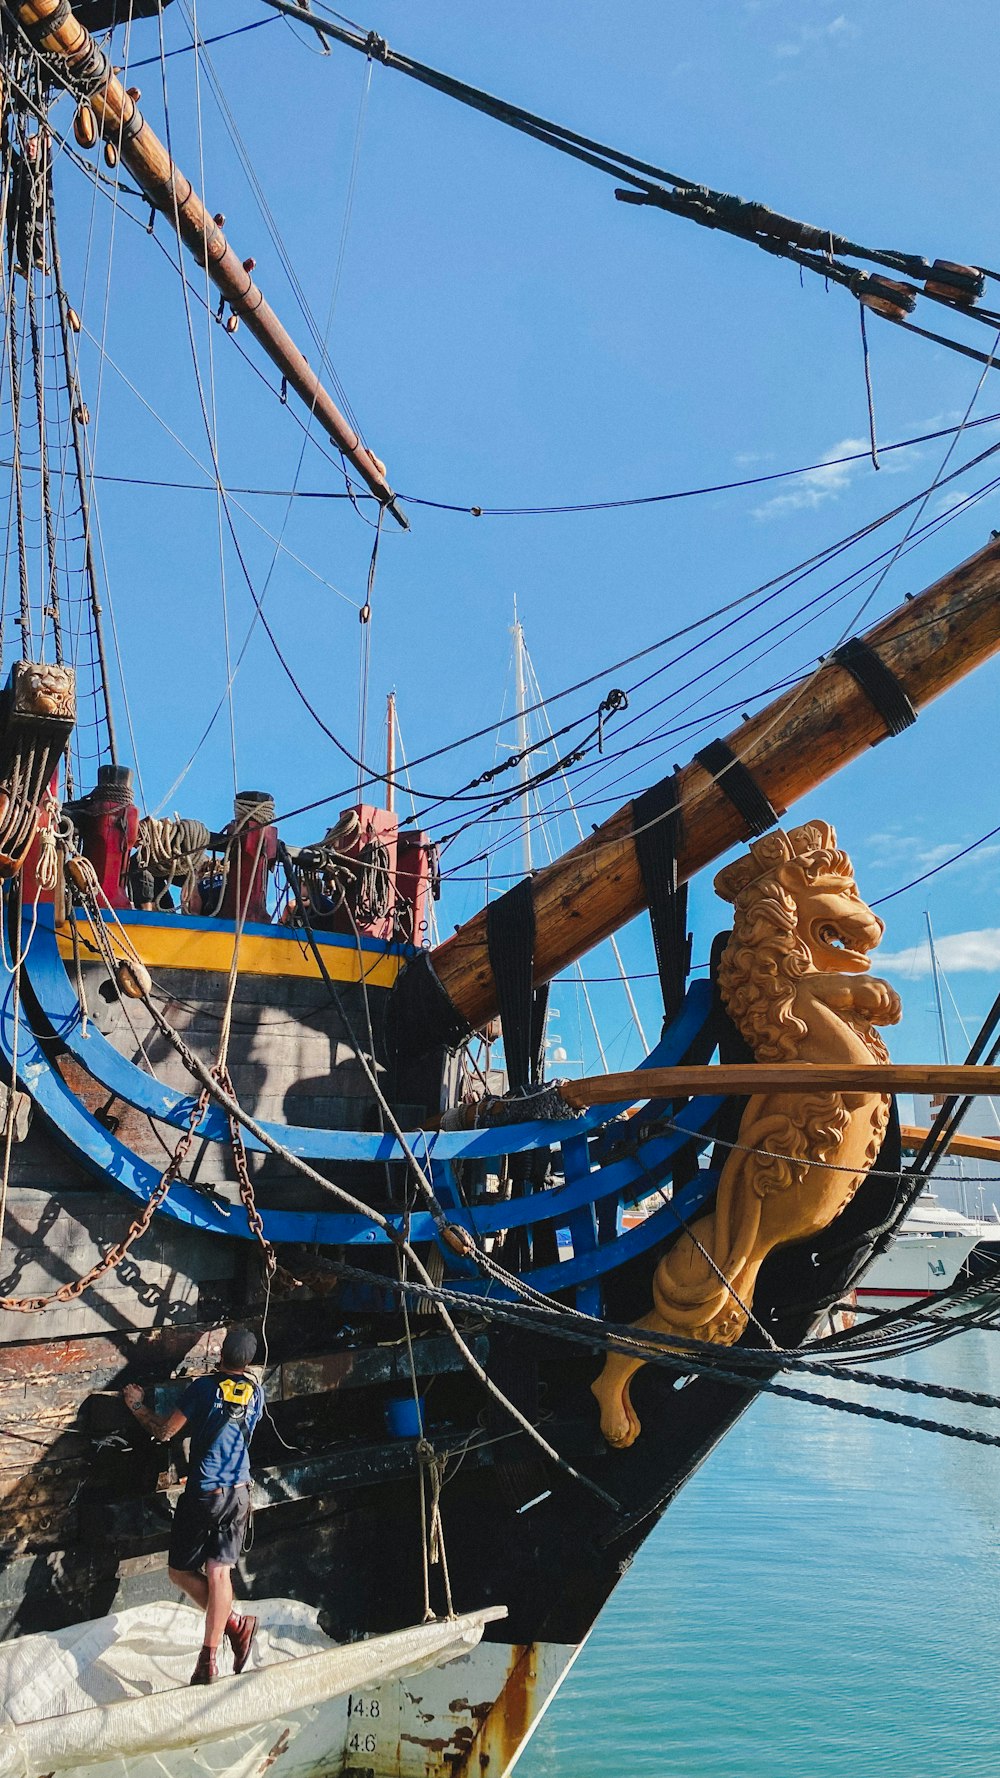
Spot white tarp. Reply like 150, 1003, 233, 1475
0, 1598, 505, 1778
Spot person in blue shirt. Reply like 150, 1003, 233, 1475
124, 1326, 262, 1685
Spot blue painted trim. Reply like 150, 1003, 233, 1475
5, 905, 726, 1291
440, 1170, 721, 1300
22, 907, 719, 1164
3, 933, 724, 1248
25, 907, 600, 1162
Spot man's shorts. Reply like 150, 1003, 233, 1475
168, 1483, 251, 1572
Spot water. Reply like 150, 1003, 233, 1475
520, 1330, 1000, 1778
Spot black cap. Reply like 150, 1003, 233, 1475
97, 764, 133, 790
221, 1327, 257, 1370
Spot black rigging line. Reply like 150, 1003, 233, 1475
129, 16, 280, 66
257, 0, 995, 367
871, 823, 1000, 909
27, 410, 1000, 511
274, 423, 1000, 820
395, 415, 1000, 516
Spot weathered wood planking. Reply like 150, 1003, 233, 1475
0, 1187, 238, 1344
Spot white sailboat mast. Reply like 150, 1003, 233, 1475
386, 691, 396, 814
925, 911, 950, 1064
512, 601, 533, 878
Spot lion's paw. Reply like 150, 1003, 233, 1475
854, 975, 902, 1025
591, 1376, 641, 1449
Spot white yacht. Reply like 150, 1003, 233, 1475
856, 1199, 997, 1308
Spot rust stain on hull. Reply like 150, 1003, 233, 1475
258, 1726, 291, 1771
451, 1643, 538, 1778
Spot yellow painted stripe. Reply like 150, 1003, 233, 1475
56, 918, 402, 987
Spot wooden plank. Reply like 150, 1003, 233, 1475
428, 537, 1000, 1030
558, 1064, 1000, 1108
84, 1334, 490, 1431
82, 1432, 481, 1541
60, 916, 402, 986
899, 1123, 1000, 1163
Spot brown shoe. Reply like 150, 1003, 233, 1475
190, 1646, 218, 1686
226, 1611, 258, 1675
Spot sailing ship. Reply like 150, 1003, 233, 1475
0, 2, 999, 1773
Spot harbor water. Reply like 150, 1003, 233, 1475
520, 1328, 1000, 1778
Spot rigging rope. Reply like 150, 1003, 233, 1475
304, 1251, 1000, 1457
7, 846, 1000, 1474
57, 855, 620, 1511
6, 280, 31, 653
134, 815, 211, 910
257, 1, 993, 366
32, 408, 1000, 517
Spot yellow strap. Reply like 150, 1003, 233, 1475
219, 1377, 255, 1408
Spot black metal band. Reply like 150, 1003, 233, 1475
694, 739, 779, 838
486, 877, 548, 1094
632, 772, 689, 1025
832, 636, 917, 738
119, 104, 144, 145
70, 38, 113, 98
388, 951, 472, 1059
21, 0, 72, 44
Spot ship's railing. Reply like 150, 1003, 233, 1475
3, 905, 728, 1316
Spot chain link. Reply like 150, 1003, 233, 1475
0, 1088, 209, 1314
214, 1061, 276, 1279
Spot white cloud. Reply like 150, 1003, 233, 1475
753, 436, 868, 519
864, 830, 1000, 873
929, 487, 972, 519
775, 14, 854, 56
878, 929, 1000, 978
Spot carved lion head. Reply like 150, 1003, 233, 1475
12, 660, 75, 721
715, 820, 883, 976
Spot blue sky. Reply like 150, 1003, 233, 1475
38, 0, 1000, 1075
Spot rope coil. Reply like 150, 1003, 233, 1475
135, 815, 211, 909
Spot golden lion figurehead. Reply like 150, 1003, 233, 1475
713, 820, 884, 1060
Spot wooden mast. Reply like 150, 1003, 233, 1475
5, 0, 407, 527
427, 536, 1000, 1031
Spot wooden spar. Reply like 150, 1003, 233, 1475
899, 1124, 1000, 1163
427, 536, 1000, 1031
6, 0, 407, 528
558, 1064, 1000, 1108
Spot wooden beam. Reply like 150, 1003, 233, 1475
899, 1124, 1000, 1163
427, 537, 1000, 1030
558, 1064, 1000, 1109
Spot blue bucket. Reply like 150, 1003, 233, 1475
385, 1394, 424, 1439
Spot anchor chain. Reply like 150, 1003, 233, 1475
214, 1061, 276, 1279
0, 1088, 209, 1313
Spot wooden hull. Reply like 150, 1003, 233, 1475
0, 912, 912, 1773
